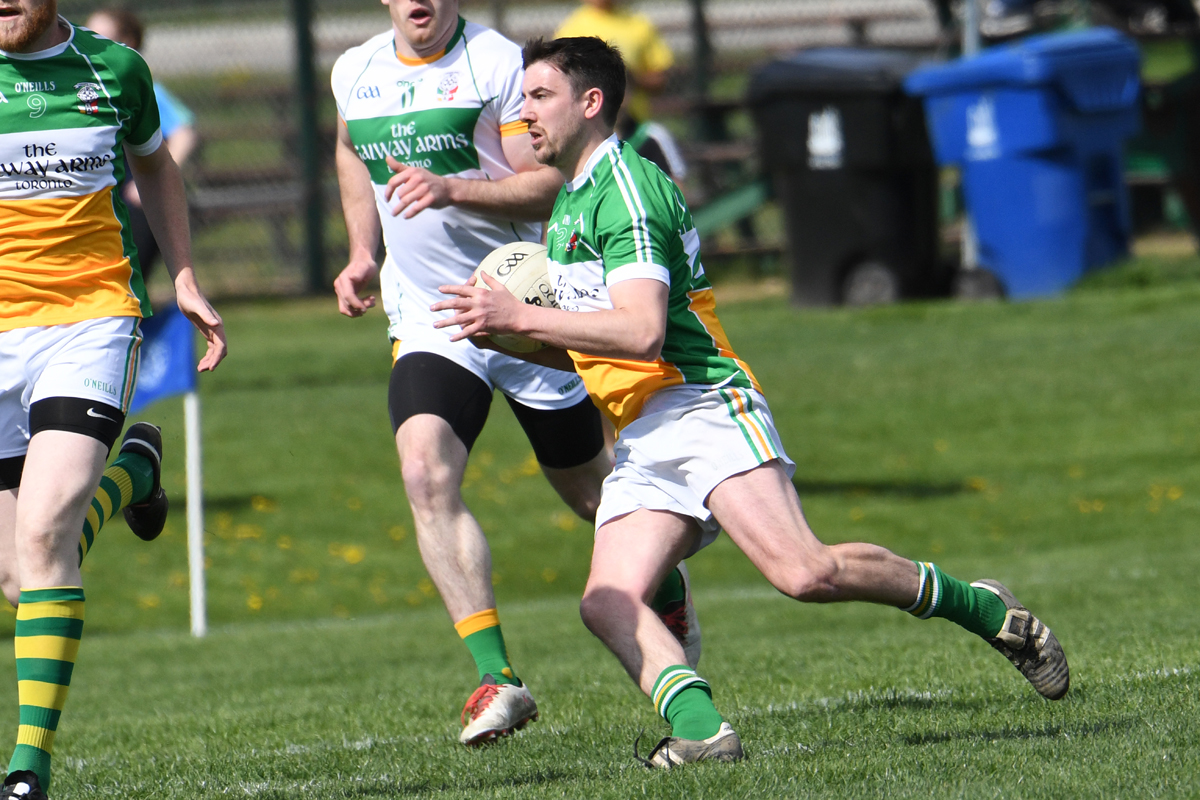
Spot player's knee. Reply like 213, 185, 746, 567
772, 552, 840, 602
579, 583, 635, 634
399, 451, 460, 511
564, 490, 600, 524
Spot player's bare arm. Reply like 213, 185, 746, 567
433, 274, 668, 361
126, 143, 227, 371
383, 132, 562, 221
333, 116, 383, 317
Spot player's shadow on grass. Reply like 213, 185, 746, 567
792, 478, 969, 499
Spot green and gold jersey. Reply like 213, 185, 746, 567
0, 19, 161, 332
547, 136, 760, 431
331, 18, 540, 346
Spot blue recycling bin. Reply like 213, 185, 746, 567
905, 29, 1142, 299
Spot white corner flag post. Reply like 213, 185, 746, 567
184, 390, 207, 637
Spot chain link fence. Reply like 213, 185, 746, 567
56, 0, 945, 298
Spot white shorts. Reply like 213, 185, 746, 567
0, 316, 142, 458
595, 385, 796, 556
391, 330, 588, 411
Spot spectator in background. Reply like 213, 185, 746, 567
556, 0, 687, 180
86, 8, 199, 285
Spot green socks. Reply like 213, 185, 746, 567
652, 665, 723, 740
904, 561, 1007, 639
649, 566, 686, 614
454, 608, 519, 686
9, 587, 85, 791
79, 452, 155, 564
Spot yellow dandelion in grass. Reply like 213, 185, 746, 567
478, 451, 495, 467
966, 477, 988, 492
551, 511, 577, 532
491, 572, 502, 586
251, 495, 279, 513
236, 524, 263, 540
347, 497, 363, 511
247, 594, 263, 611
541, 568, 558, 583
849, 507, 865, 522
168, 571, 187, 588
137, 594, 160, 610
388, 525, 408, 542
934, 440, 949, 453
289, 568, 319, 584
277, 535, 292, 550
405, 591, 423, 606
1150, 485, 1165, 500
342, 545, 365, 565
1168, 486, 1184, 501
520, 454, 540, 477
499, 470, 515, 485
418, 578, 437, 597
1075, 498, 1104, 514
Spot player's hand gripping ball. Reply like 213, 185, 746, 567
473, 242, 558, 353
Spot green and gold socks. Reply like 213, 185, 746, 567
455, 608, 519, 686
8, 587, 85, 791
904, 561, 1007, 639
78, 453, 155, 563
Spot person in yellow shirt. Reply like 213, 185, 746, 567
556, 0, 686, 179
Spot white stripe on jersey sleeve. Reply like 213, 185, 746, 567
605, 149, 651, 265
606, 262, 670, 287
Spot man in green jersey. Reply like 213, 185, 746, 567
434, 36, 1069, 767
0, 2, 226, 796
330, 0, 700, 746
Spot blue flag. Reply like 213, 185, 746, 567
130, 306, 197, 414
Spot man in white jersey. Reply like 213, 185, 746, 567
0, 2, 226, 796
330, 0, 699, 746
435, 36, 1068, 768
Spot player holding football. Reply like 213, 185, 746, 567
434, 36, 1070, 767
330, 0, 699, 746
0, 2, 227, 797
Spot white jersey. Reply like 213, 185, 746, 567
331, 19, 541, 345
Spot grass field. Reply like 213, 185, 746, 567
8, 259, 1200, 797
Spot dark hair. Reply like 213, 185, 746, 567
92, 7, 144, 50
522, 37, 626, 127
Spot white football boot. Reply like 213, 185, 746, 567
656, 562, 702, 669
637, 721, 745, 768
459, 676, 539, 746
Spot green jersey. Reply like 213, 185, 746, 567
546, 136, 760, 430
0, 19, 161, 331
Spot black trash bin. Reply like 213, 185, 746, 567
748, 49, 946, 306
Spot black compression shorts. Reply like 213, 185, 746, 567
388, 352, 604, 469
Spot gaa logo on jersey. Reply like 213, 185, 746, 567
565, 231, 579, 253
75, 82, 100, 115
436, 73, 459, 102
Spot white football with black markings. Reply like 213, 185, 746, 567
473, 241, 558, 353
